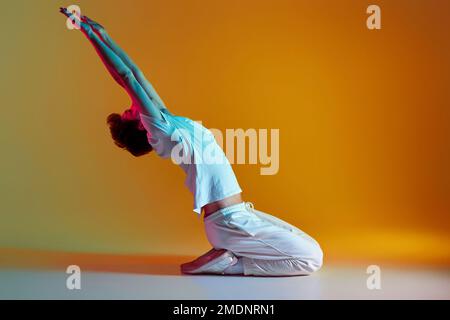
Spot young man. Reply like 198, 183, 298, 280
60, 8, 323, 276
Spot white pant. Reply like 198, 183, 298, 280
204, 202, 323, 276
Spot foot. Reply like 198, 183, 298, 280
181, 248, 237, 275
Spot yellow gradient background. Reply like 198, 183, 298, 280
0, 0, 449, 266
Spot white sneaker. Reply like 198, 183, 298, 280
181, 248, 237, 275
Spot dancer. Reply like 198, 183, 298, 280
60, 8, 323, 276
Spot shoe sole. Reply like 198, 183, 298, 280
181, 249, 236, 274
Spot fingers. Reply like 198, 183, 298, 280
59, 7, 79, 22
59, 7, 71, 18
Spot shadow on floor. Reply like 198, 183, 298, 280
0, 247, 195, 276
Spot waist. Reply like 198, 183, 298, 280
203, 193, 243, 218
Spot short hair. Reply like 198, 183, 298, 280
106, 113, 153, 157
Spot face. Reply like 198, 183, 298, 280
121, 108, 145, 130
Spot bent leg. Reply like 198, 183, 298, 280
204, 203, 323, 276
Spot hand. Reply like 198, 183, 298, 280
59, 7, 91, 34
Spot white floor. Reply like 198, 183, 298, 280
1, 265, 449, 299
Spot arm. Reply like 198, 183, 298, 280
84, 16, 167, 111
60, 8, 161, 119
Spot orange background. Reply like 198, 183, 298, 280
0, 0, 449, 266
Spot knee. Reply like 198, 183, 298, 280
305, 243, 323, 273
291, 238, 323, 274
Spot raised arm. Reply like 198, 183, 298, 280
60, 8, 161, 119
83, 15, 167, 111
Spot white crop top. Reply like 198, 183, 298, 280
139, 109, 242, 215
